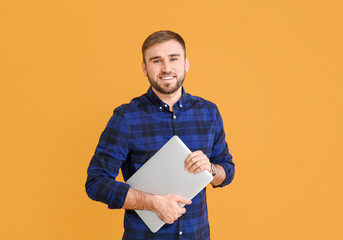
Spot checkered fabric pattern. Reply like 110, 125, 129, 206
85, 87, 235, 240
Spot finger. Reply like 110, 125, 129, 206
169, 212, 177, 221
184, 154, 204, 170
166, 218, 174, 224
180, 207, 186, 215
192, 164, 210, 174
186, 151, 207, 165
185, 156, 209, 171
175, 208, 185, 218
187, 158, 209, 173
159, 214, 173, 224
174, 195, 192, 205
185, 157, 202, 171
184, 151, 202, 165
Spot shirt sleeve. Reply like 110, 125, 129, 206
85, 106, 130, 209
210, 105, 235, 188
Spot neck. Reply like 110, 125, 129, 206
152, 86, 182, 112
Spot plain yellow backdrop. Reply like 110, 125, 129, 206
1, 0, 342, 239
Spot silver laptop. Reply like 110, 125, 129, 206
126, 135, 213, 233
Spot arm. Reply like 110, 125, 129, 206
85, 107, 131, 209
210, 105, 235, 187
123, 188, 191, 224
211, 163, 226, 187
184, 151, 226, 187
184, 105, 235, 187
85, 107, 191, 222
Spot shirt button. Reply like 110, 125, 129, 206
179, 231, 183, 235
164, 104, 168, 108
173, 115, 176, 119
159, 106, 162, 110
180, 104, 183, 108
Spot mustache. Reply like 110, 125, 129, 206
158, 72, 175, 76
158, 72, 176, 76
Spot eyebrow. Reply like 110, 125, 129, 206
149, 54, 182, 62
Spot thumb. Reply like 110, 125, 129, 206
174, 195, 192, 205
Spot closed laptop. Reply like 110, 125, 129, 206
126, 135, 213, 233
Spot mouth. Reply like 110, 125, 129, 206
158, 75, 176, 81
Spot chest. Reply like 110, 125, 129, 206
123, 109, 217, 178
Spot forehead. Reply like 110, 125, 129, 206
144, 40, 185, 59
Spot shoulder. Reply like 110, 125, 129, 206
185, 92, 220, 115
112, 93, 150, 117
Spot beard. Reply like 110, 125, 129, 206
147, 71, 185, 95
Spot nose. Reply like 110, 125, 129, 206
161, 61, 172, 73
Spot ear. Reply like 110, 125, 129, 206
142, 61, 148, 76
185, 57, 190, 72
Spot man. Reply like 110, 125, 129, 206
85, 30, 235, 240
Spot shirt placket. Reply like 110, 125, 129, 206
161, 102, 180, 136
172, 109, 179, 136
178, 215, 184, 240
160, 101, 185, 239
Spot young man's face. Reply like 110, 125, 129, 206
142, 40, 189, 95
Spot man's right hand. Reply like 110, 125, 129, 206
123, 189, 191, 224
151, 194, 192, 224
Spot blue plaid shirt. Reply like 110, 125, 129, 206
86, 87, 235, 240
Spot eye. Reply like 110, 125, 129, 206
171, 58, 178, 61
153, 60, 160, 63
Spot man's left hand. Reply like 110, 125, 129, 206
184, 150, 211, 174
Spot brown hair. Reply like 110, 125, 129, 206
142, 30, 186, 63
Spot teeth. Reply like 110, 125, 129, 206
161, 76, 174, 80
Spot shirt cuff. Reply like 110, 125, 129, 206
108, 181, 131, 209
212, 162, 233, 188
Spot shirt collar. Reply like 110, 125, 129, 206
146, 86, 188, 111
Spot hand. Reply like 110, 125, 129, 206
184, 150, 211, 174
151, 194, 191, 224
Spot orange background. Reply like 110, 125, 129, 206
1, 1, 342, 239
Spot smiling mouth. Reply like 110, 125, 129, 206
159, 75, 176, 80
